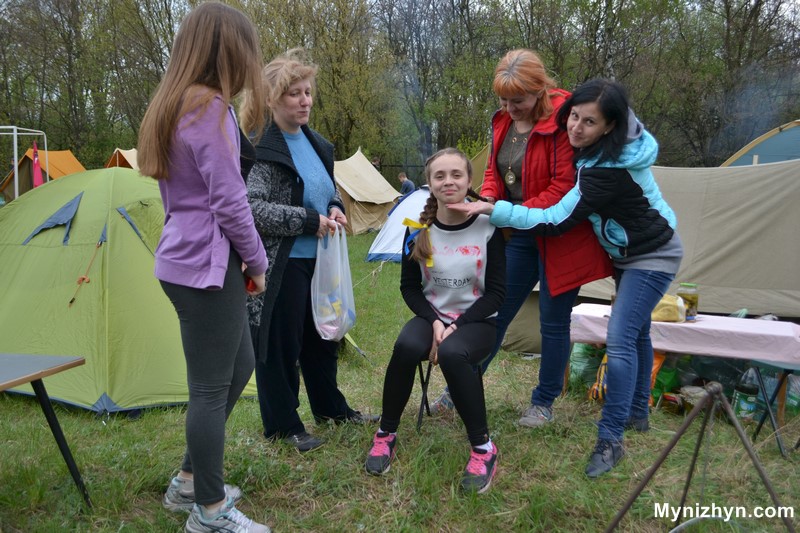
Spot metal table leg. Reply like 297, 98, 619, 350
30, 379, 92, 509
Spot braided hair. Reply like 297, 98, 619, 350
408, 148, 486, 264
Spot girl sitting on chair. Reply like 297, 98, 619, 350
364, 148, 506, 494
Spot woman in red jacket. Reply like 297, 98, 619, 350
431, 49, 612, 427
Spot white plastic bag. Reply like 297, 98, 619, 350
311, 225, 356, 341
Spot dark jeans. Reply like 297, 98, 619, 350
598, 268, 674, 441
160, 250, 254, 505
380, 316, 496, 446
254, 258, 352, 439
480, 231, 580, 407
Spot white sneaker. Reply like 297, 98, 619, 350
163, 476, 243, 512
185, 496, 270, 533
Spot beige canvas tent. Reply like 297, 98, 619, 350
470, 144, 490, 190
334, 148, 400, 235
1, 148, 85, 203
105, 148, 138, 170
504, 159, 800, 353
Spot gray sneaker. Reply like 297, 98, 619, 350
430, 389, 454, 415
185, 497, 270, 533
163, 476, 243, 513
518, 405, 553, 428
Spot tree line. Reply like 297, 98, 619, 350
2, 0, 799, 183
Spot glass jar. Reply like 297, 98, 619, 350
677, 282, 699, 321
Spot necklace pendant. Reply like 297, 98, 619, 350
504, 169, 516, 185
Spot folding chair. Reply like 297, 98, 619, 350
416, 359, 485, 432
416, 360, 432, 432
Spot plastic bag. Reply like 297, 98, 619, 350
569, 343, 605, 391
588, 354, 609, 402
651, 294, 686, 322
311, 225, 356, 341
649, 350, 666, 406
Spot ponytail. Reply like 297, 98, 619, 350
408, 193, 438, 264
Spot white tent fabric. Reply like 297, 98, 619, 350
366, 186, 430, 261
334, 149, 400, 235
579, 159, 800, 317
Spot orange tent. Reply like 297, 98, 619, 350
104, 148, 138, 170
1, 148, 85, 203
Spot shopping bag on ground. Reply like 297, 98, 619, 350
311, 225, 356, 341
588, 354, 609, 402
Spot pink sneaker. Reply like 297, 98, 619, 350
460, 443, 498, 493
365, 432, 396, 475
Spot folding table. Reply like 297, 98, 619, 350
570, 304, 800, 454
1, 353, 92, 508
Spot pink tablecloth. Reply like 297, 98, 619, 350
570, 303, 800, 369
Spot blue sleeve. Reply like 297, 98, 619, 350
489, 186, 584, 235
489, 169, 616, 236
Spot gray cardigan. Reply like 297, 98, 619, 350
246, 122, 345, 343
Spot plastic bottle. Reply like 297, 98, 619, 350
677, 282, 699, 321
731, 368, 760, 424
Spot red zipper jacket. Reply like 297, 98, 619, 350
481, 89, 612, 296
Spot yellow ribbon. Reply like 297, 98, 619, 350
401, 218, 433, 267
402, 218, 427, 230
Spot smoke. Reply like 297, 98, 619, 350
707, 61, 799, 163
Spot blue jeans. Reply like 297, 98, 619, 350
480, 231, 579, 407
598, 268, 675, 442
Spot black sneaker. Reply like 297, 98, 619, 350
585, 438, 625, 478
460, 443, 498, 493
283, 431, 324, 453
624, 416, 649, 432
365, 432, 397, 475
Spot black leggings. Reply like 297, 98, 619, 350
380, 316, 495, 446
160, 250, 254, 505
254, 258, 352, 438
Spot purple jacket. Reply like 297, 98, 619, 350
154, 95, 268, 289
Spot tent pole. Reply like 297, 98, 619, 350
12, 126, 19, 199
43, 134, 49, 182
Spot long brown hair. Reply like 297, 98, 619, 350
409, 148, 484, 264
137, 2, 266, 180
492, 49, 557, 123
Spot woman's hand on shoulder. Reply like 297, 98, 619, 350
447, 200, 494, 216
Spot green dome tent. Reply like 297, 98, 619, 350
0, 167, 257, 412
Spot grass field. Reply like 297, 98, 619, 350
1, 232, 798, 532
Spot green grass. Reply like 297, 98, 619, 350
1, 232, 799, 532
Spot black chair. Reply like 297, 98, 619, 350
416, 359, 485, 432
416, 360, 432, 431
